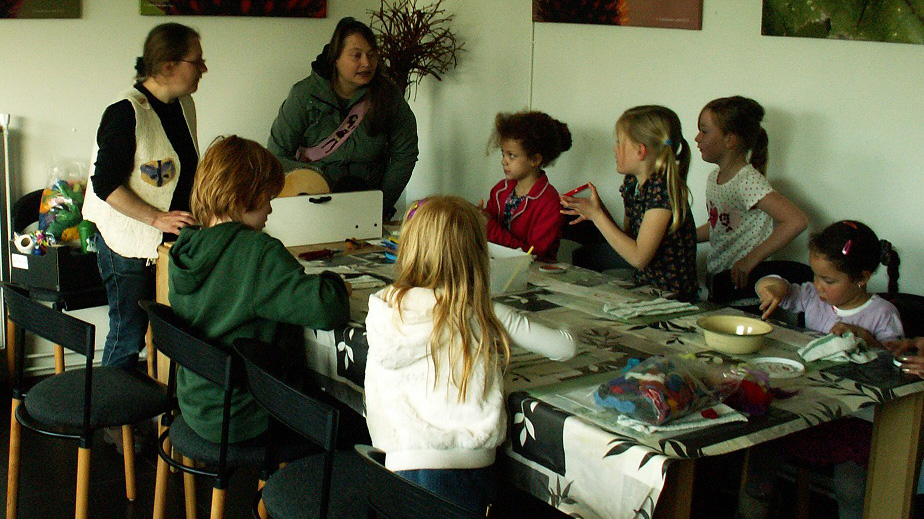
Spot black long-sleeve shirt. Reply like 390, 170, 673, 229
91, 83, 198, 213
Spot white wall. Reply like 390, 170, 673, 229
2, 0, 924, 304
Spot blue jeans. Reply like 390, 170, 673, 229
396, 465, 496, 514
94, 233, 154, 369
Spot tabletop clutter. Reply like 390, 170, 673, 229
592, 354, 775, 428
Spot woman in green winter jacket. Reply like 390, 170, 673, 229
267, 16, 418, 220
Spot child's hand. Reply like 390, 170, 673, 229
731, 256, 759, 290
830, 322, 879, 349
755, 278, 788, 320
885, 337, 924, 378
560, 182, 605, 224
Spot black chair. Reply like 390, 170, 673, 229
709, 259, 814, 306
234, 337, 369, 519
3, 283, 171, 519
563, 218, 631, 272
142, 300, 281, 519
142, 300, 317, 519
354, 445, 487, 519
880, 292, 924, 338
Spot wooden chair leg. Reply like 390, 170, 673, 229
5, 321, 15, 390
7, 399, 23, 519
146, 324, 156, 379
54, 344, 65, 374
210, 488, 227, 519
795, 466, 811, 519
75, 446, 91, 519
257, 498, 269, 519
153, 440, 171, 519
182, 456, 197, 519
122, 425, 137, 501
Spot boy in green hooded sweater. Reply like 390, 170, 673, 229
168, 135, 350, 443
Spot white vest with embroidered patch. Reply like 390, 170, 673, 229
83, 88, 198, 260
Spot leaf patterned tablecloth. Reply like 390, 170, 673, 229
306, 264, 924, 519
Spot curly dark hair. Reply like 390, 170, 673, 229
489, 111, 572, 168
809, 220, 900, 296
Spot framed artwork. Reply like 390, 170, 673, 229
762, 0, 924, 45
533, 0, 703, 31
1, 0, 80, 18
140, 0, 326, 17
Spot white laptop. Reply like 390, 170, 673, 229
264, 190, 383, 247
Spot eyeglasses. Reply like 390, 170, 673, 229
178, 58, 207, 68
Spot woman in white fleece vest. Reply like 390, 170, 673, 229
364, 196, 576, 514
82, 23, 206, 369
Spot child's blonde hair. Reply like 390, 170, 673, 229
190, 135, 285, 225
387, 196, 512, 401
616, 105, 692, 233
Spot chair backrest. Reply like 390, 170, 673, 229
3, 282, 96, 434
11, 189, 43, 234
3, 282, 95, 358
141, 300, 233, 387
233, 338, 339, 451
234, 337, 340, 519
880, 292, 924, 339
354, 445, 485, 519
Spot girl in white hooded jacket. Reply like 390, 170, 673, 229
364, 196, 576, 514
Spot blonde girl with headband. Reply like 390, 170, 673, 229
561, 105, 698, 301
364, 196, 576, 514
695, 96, 808, 301
742, 220, 902, 519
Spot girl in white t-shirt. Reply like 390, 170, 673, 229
694, 96, 808, 301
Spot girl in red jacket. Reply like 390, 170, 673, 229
485, 111, 572, 263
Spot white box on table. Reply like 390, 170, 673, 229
264, 190, 383, 247
489, 243, 532, 295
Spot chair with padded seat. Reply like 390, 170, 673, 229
233, 337, 368, 519
142, 300, 312, 519
354, 445, 487, 519
879, 292, 924, 338
3, 282, 172, 519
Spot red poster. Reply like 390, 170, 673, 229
2, 0, 80, 18
533, 0, 702, 31
140, 0, 326, 18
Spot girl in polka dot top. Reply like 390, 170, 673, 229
694, 96, 808, 301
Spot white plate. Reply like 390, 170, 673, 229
539, 263, 569, 274
746, 357, 805, 379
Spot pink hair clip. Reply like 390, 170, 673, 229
842, 239, 853, 256
406, 198, 427, 221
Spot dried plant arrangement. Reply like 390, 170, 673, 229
368, 0, 465, 97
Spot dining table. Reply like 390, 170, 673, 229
157, 238, 924, 519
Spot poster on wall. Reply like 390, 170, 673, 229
762, 0, 924, 45
532, 0, 702, 31
1, 0, 80, 18
140, 0, 325, 17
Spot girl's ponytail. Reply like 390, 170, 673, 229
880, 239, 901, 297
662, 137, 692, 233
618, 105, 692, 234
750, 128, 769, 175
